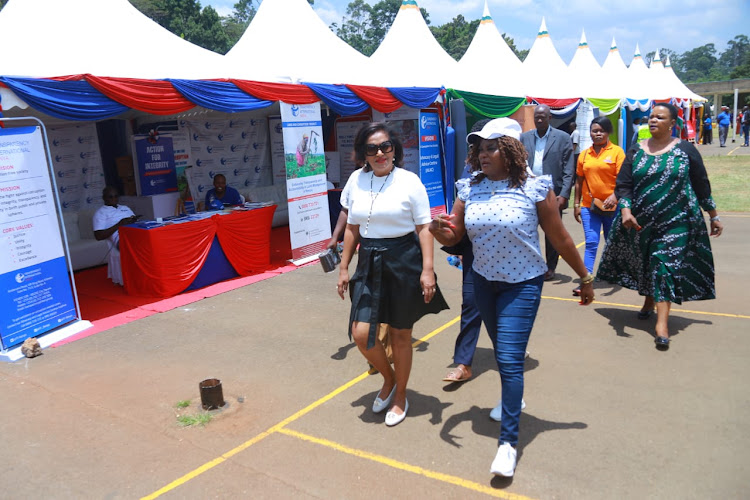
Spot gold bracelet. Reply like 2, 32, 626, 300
581, 273, 595, 285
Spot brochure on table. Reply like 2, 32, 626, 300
280, 102, 331, 263
0, 125, 84, 354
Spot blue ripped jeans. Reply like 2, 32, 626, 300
473, 272, 543, 446
580, 206, 616, 273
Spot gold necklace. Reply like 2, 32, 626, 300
364, 169, 392, 235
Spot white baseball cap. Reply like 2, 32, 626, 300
466, 118, 522, 144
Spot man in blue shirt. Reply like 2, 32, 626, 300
204, 174, 242, 209
717, 106, 731, 147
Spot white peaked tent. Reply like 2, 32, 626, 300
650, 53, 705, 101
567, 30, 610, 99
225, 0, 369, 84
367, 0, 458, 88
601, 38, 628, 77
0, 0, 228, 79
522, 18, 577, 99
647, 50, 672, 99
451, 1, 525, 97
664, 56, 705, 101
625, 44, 659, 100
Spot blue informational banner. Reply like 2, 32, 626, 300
0, 126, 77, 349
134, 135, 177, 196
418, 111, 446, 215
279, 102, 331, 262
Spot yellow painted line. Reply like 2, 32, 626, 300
142, 319, 461, 499
277, 428, 535, 500
541, 295, 750, 319
727, 146, 740, 155
412, 315, 460, 348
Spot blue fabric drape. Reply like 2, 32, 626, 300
388, 87, 442, 109
168, 79, 273, 113
0, 77, 128, 121
444, 125, 456, 212
304, 82, 369, 116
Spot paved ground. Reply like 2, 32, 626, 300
1, 148, 748, 499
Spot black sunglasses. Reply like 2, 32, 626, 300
365, 141, 394, 156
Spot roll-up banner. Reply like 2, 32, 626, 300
279, 102, 331, 263
0, 123, 88, 356
374, 108, 446, 215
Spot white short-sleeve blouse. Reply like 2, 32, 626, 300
457, 174, 553, 283
345, 167, 431, 239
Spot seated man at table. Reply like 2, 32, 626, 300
93, 186, 138, 250
204, 174, 242, 210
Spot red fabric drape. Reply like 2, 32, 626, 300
528, 97, 580, 109
85, 75, 195, 115
214, 205, 276, 275
346, 85, 403, 113
119, 207, 276, 297
120, 218, 216, 297
229, 79, 319, 104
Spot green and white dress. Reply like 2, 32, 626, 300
597, 141, 717, 304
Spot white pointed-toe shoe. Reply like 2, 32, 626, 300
385, 400, 409, 427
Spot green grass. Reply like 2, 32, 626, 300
176, 413, 212, 427
704, 156, 750, 212
175, 400, 191, 409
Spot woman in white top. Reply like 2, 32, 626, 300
430, 118, 594, 477
337, 122, 448, 427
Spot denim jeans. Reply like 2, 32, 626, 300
454, 248, 482, 366
743, 124, 749, 146
580, 206, 617, 273
473, 272, 544, 446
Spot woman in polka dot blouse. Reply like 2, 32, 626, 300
430, 118, 594, 478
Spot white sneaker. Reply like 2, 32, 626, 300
489, 398, 526, 422
490, 442, 517, 477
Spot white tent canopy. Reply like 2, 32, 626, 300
225, 0, 369, 84
567, 30, 612, 99
0, 0, 229, 80
522, 18, 577, 99
623, 44, 659, 100
366, 0, 458, 88
451, 1, 525, 97
650, 53, 705, 101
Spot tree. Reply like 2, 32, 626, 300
720, 34, 749, 75
129, 0, 230, 53
679, 43, 719, 82
430, 15, 478, 61
223, 0, 259, 49
332, 0, 374, 55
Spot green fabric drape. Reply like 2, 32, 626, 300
588, 98, 622, 116
447, 89, 525, 118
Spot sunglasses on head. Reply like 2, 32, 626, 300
365, 141, 394, 156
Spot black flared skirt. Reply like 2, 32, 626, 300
348, 232, 449, 349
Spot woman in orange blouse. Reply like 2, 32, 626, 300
572, 116, 625, 296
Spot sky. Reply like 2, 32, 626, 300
202, 0, 749, 64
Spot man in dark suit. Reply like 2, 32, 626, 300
520, 104, 575, 281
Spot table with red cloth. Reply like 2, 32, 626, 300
119, 206, 276, 297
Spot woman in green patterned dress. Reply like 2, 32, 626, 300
597, 103, 724, 350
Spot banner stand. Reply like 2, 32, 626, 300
0, 117, 92, 361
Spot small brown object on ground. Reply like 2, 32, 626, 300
21, 338, 42, 358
